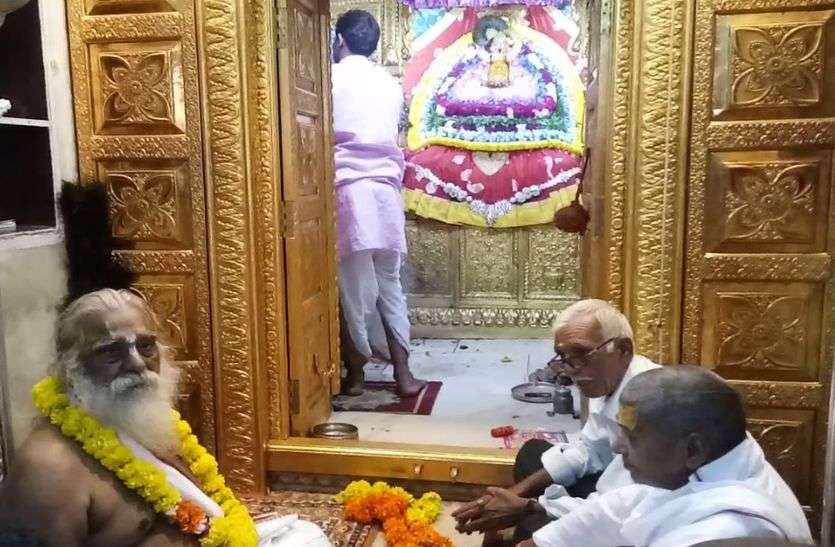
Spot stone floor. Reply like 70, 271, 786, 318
331, 339, 582, 448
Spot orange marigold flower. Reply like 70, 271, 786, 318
174, 500, 208, 534
344, 497, 374, 523
372, 492, 409, 521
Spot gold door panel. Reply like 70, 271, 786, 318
66, 0, 215, 448
687, 0, 835, 522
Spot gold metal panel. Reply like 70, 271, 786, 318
88, 42, 186, 135
713, 10, 835, 119
133, 276, 194, 357
267, 438, 515, 487
80, 13, 183, 40
524, 227, 581, 301
405, 218, 456, 299
704, 254, 831, 281
196, 0, 280, 491
85, 0, 178, 15
706, 150, 831, 253
66, 0, 219, 486
460, 228, 517, 300
96, 159, 193, 249
688, 0, 835, 523
749, 408, 816, 506
701, 281, 823, 381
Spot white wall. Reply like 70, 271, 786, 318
0, 243, 66, 449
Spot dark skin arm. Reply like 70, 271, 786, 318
517, 541, 536, 547
453, 487, 547, 534
452, 469, 552, 532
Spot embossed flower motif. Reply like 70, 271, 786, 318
136, 286, 185, 349
726, 164, 813, 241
108, 173, 177, 239
733, 25, 823, 105
718, 295, 804, 370
101, 53, 171, 122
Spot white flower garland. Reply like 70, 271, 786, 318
407, 162, 581, 225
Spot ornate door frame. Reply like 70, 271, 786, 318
65, 0, 834, 528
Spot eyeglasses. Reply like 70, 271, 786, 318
547, 336, 618, 374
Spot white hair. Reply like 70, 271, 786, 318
55, 289, 181, 457
552, 299, 634, 343
56, 289, 160, 365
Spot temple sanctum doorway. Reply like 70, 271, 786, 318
324, 0, 587, 453
54, 0, 835, 531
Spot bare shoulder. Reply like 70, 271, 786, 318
0, 421, 90, 506
14, 421, 87, 474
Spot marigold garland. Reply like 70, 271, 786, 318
32, 376, 258, 547
337, 481, 451, 547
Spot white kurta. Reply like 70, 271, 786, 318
538, 354, 660, 517
332, 55, 402, 146
532, 434, 813, 547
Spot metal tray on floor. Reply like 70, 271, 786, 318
511, 382, 556, 403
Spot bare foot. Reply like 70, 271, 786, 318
342, 366, 365, 396
395, 372, 428, 397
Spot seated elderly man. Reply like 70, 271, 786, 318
0, 289, 330, 547
524, 365, 813, 547
454, 299, 660, 543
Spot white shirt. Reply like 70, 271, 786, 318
332, 55, 403, 145
538, 354, 660, 517
532, 434, 813, 547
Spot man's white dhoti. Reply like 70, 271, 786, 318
338, 249, 410, 360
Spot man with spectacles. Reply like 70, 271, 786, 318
453, 299, 660, 544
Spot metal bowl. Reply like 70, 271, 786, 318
312, 422, 359, 440
511, 382, 556, 404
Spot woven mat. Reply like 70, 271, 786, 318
332, 381, 443, 414
240, 492, 376, 547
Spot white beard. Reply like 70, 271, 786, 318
65, 359, 181, 458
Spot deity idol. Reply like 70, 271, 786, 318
402, 7, 586, 227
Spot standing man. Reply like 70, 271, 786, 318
332, 10, 426, 396
453, 299, 660, 543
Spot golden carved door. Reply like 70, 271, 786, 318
65, 0, 215, 448
276, 0, 341, 436
685, 5, 835, 523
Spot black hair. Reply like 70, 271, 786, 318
59, 182, 136, 309
335, 10, 380, 57
623, 365, 747, 462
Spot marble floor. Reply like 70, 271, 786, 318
330, 339, 582, 449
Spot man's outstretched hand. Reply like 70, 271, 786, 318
452, 487, 530, 534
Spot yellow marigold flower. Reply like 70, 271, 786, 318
336, 480, 373, 503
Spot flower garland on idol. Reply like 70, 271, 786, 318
32, 376, 258, 547
337, 480, 452, 546
407, 24, 584, 154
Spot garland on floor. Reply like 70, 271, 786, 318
336, 481, 452, 546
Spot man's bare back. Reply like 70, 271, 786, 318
0, 421, 197, 547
